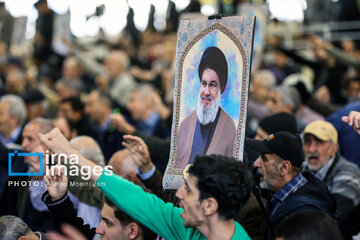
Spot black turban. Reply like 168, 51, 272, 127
198, 46, 228, 93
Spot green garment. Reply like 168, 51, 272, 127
96, 172, 251, 240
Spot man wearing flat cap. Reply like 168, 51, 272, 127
174, 46, 236, 169
302, 120, 360, 222
246, 131, 336, 240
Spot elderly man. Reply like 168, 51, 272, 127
302, 120, 360, 222
0, 94, 27, 147
127, 84, 170, 138
0, 215, 47, 240
246, 131, 336, 240
175, 46, 236, 169
39, 128, 253, 240
105, 50, 137, 108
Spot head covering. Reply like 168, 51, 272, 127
246, 131, 304, 167
303, 120, 338, 144
259, 112, 297, 135
198, 46, 228, 93
22, 90, 45, 104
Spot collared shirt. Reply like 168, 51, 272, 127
0, 125, 21, 146
302, 157, 335, 181
271, 172, 307, 216
137, 112, 160, 136
100, 115, 112, 131
314, 157, 335, 181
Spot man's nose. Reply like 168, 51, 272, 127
95, 221, 105, 235
253, 156, 262, 168
175, 186, 185, 200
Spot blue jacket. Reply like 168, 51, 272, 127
326, 101, 360, 168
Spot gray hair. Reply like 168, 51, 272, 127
0, 215, 31, 240
70, 136, 104, 166
0, 94, 27, 125
255, 70, 276, 89
132, 84, 156, 100
26, 118, 54, 134
274, 86, 300, 113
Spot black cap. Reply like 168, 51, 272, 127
259, 112, 297, 135
198, 46, 228, 93
246, 131, 304, 167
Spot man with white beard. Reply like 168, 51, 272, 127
175, 46, 236, 169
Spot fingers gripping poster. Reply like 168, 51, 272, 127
163, 16, 256, 189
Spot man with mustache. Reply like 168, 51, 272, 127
246, 131, 336, 240
175, 46, 236, 169
302, 120, 360, 222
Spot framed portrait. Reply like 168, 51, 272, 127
164, 16, 256, 189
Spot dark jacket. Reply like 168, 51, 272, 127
42, 191, 96, 240
264, 172, 336, 240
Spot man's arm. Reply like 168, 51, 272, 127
123, 135, 177, 203
342, 111, 360, 135
39, 128, 186, 240
43, 167, 96, 240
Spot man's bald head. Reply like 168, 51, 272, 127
70, 136, 104, 166
108, 150, 138, 182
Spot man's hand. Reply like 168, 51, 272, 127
342, 111, 360, 135
110, 114, 136, 134
39, 128, 100, 182
38, 128, 73, 156
47, 224, 87, 240
44, 165, 68, 201
122, 135, 153, 174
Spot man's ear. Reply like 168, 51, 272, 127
279, 160, 292, 176
127, 222, 140, 239
18, 236, 28, 240
202, 197, 218, 216
331, 143, 338, 157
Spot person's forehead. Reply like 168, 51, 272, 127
0, 101, 10, 110
102, 203, 117, 220
202, 68, 220, 81
186, 175, 199, 191
23, 123, 40, 135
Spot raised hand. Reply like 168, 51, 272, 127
122, 135, 153, 174
110, 114, 135, 134
342, 111, 360, 135
47, 224, 87, 240
38, 128, 73, 156
44, 165, 68, 201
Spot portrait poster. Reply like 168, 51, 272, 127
163, 16, 256, 189
52, 12, 71, 56
9, 17, 27, 56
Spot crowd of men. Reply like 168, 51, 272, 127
1, 0, 360, 239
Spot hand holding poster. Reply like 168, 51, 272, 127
164, 16, 256, 189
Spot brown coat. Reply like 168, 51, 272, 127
174, 108, 236, 169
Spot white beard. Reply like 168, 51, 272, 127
196, 89, 221, 125
259, 180, 270, 190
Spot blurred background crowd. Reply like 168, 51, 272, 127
1, 0, 360, 239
